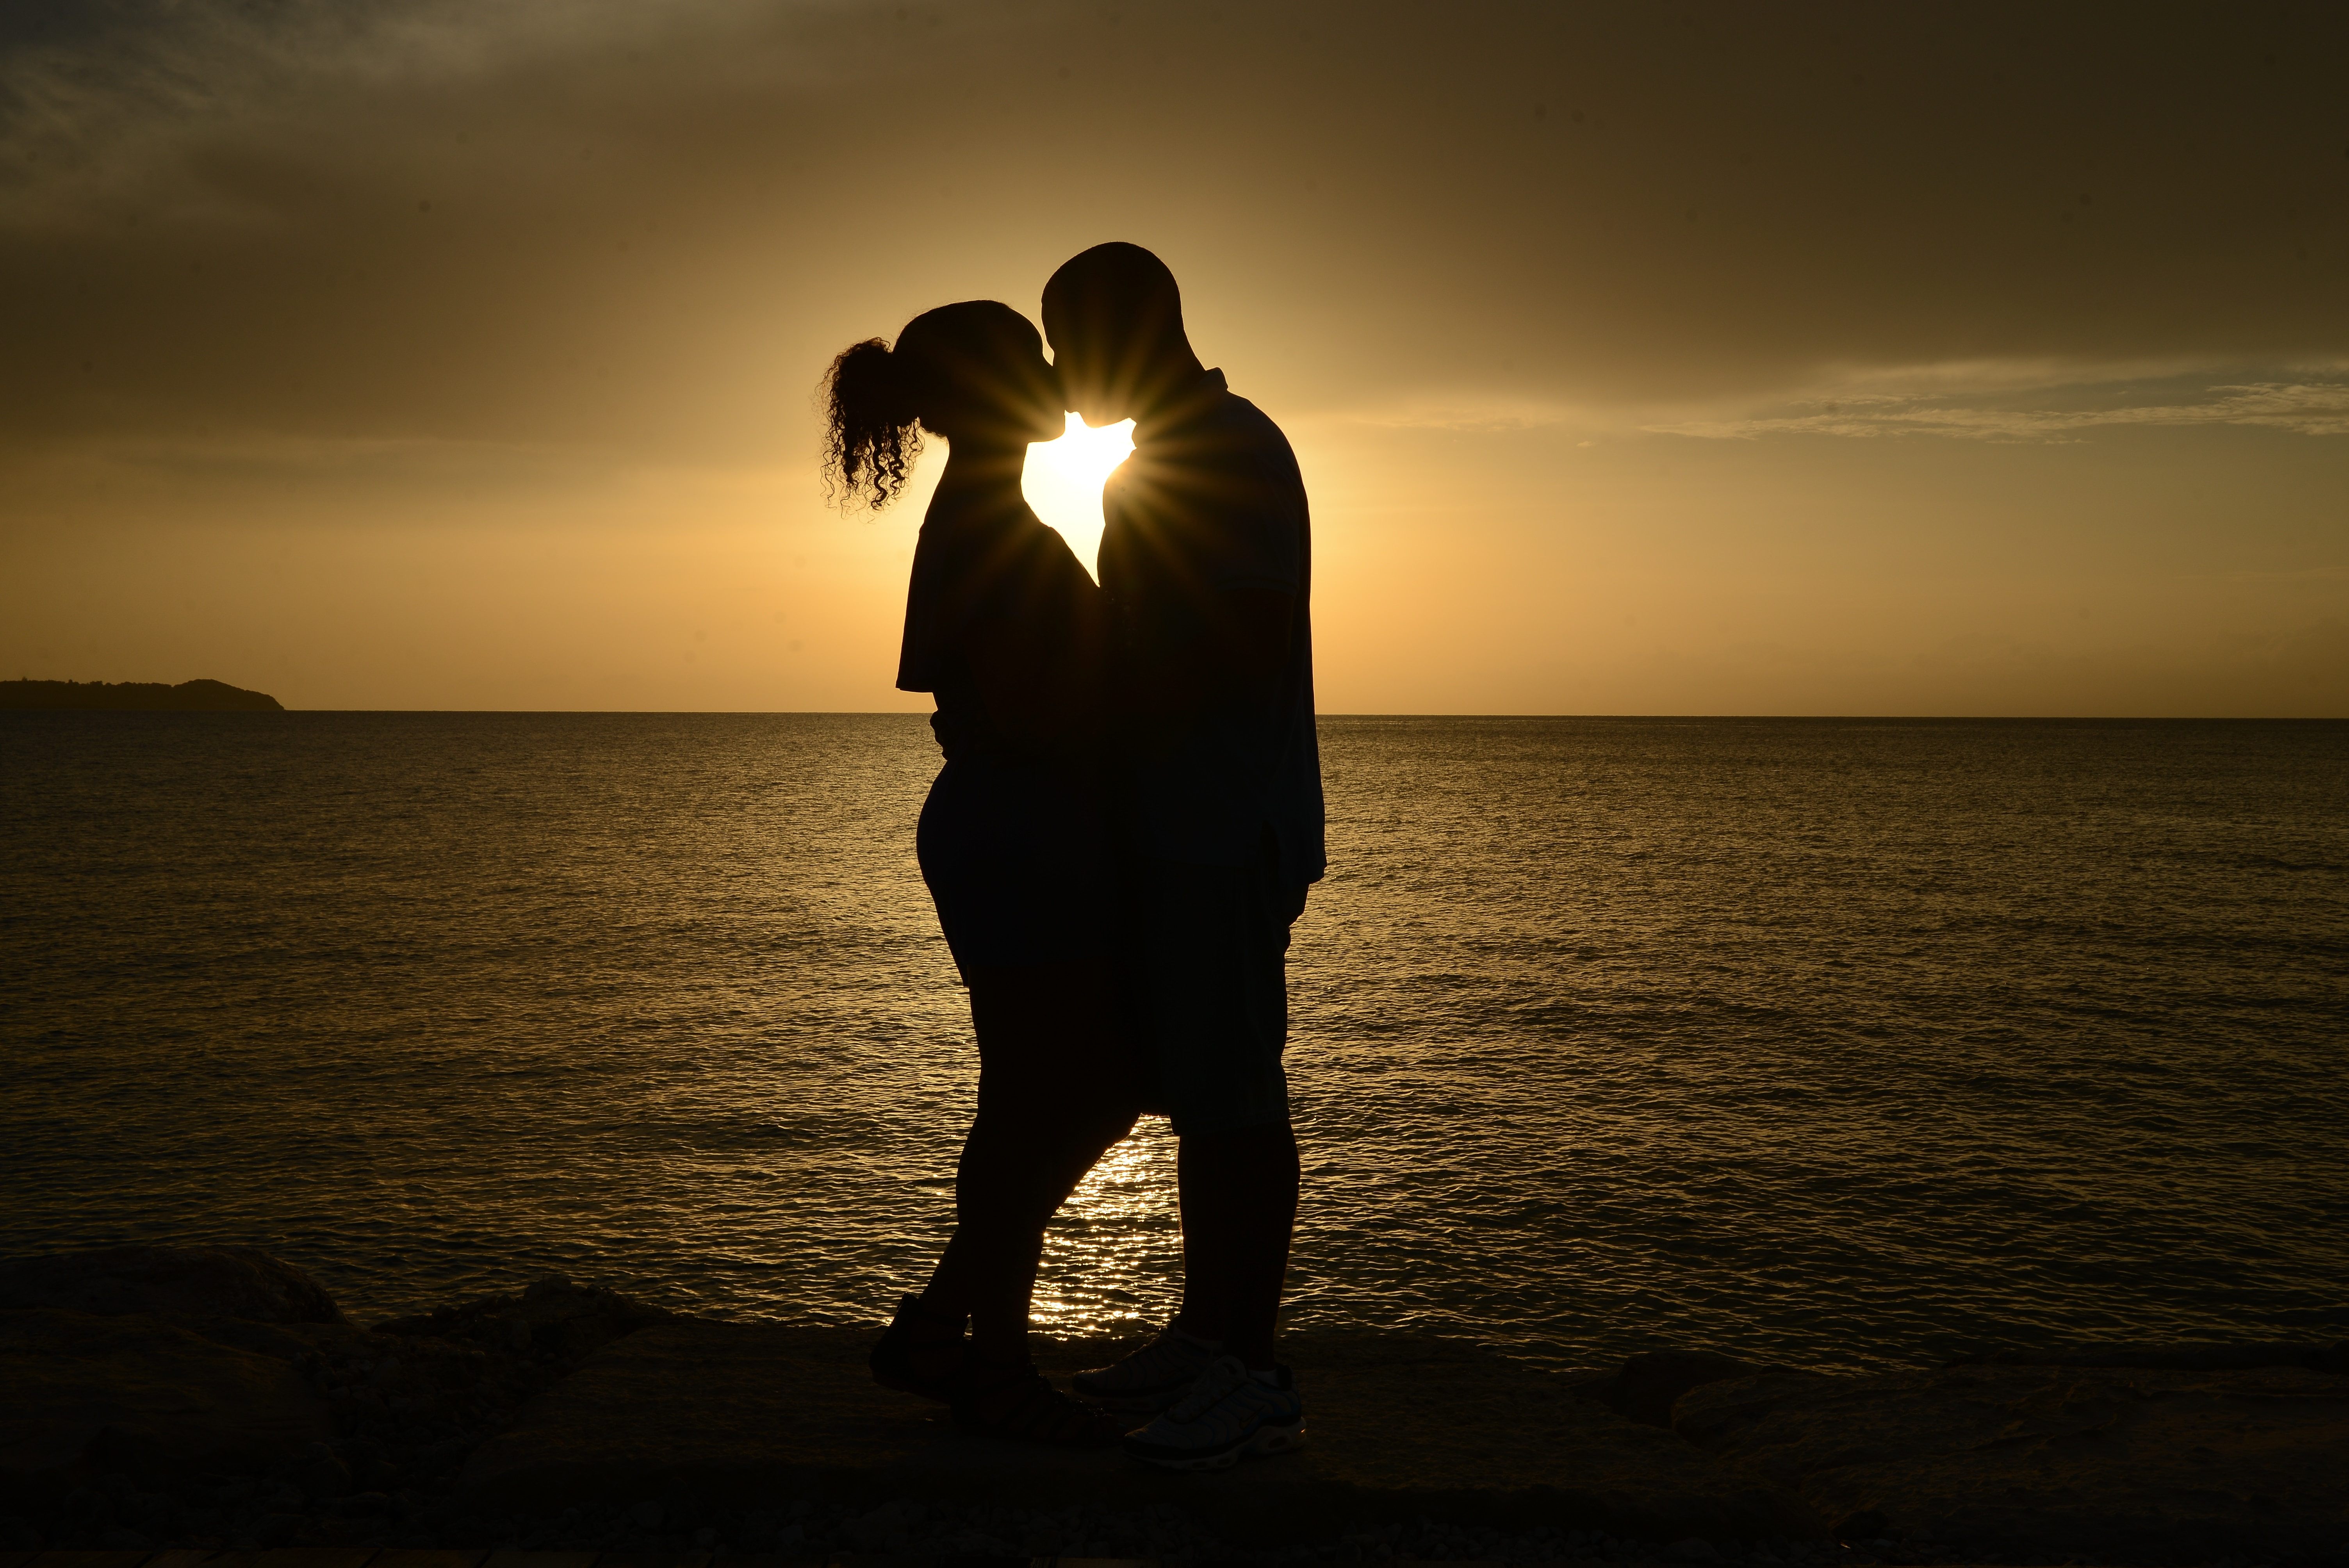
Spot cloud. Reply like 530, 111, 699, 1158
5, 0, 2349, 458
1349, 398, 1597, 435
1646, 374, 2349, 442
1346, 364, 2349, 444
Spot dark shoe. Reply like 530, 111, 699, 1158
869, 1294, 966, 1401
951, 1356, 1125, 1448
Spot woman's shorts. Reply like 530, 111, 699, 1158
916, 759, 1113, 980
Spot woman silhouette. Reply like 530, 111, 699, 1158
823, 301, 1136, 1446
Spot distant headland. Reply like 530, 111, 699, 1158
1, 677, 283, 711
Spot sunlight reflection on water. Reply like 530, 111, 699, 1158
1034, 1130, 1183, 1336
4, 713, 2345, 1371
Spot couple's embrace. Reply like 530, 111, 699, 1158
820, 243, 1325, 1471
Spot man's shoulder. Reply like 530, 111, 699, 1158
1207, 387, 1295, 456
1185, 389, 1303, 510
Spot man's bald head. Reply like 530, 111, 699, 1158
1042, 242, 1203, 426
1044, 241, 1183, 329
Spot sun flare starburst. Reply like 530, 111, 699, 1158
1021, 413, 1135, 579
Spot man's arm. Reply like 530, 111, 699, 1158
1214, 584, 1299, 704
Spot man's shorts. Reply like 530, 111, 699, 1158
1123, 850, 1307, 1135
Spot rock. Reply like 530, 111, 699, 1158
1829, 1507, 1888, 1540
847, 1499, 921, 1551
1674, 1361, 2349, 1564
1946, 1339, 2349, 1375
241, 1509, 303, 1547
462, 1321, 1823, 1543
303, 1455, 353, 1498
376, 1274, 670, 1363
0, 1307, 332, 1499
1574, 1350, 1822, 1429
0, 1246, 344, 1324
0, 1244, 572, 1548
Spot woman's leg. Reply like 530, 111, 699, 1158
920, 957, 1140, 1360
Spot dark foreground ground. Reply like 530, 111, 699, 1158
3, 1249, 2341, 1568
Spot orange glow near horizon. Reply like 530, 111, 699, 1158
2, 4, 2345, 715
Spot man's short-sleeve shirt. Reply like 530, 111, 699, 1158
1097, 369, 1326, 887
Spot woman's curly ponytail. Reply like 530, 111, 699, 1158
823, 338, 920, 509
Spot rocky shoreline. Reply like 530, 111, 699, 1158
2, 1247, 2341, 1567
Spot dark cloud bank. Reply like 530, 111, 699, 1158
5, 0, 2346, 455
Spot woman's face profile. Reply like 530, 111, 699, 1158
922, 317, 1064, 447
1007, 338, 1067, 447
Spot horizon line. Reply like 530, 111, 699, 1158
20, 709, 2346, 722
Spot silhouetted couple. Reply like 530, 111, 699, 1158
821, 243, 1324, 1470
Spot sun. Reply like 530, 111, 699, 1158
1022, 413, 1135, 580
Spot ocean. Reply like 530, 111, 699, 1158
4, 713, 2344, 1372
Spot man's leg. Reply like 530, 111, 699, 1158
1121, 1103, 1309, 1469
1172, 1119, 1300, 1370
1161, 847, 1303, 1369
1078, 852, 1308, 1428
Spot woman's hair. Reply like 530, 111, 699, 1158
822, 338, 920, 511
821, 300, 1046, 511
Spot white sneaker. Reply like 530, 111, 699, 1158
1121, 1354, 1306, 1472
1071, 1326, 1222, 1411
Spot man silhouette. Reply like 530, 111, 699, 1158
1046, 242, 1326, 1471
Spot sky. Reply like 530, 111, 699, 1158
3, 0, 2345, 714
